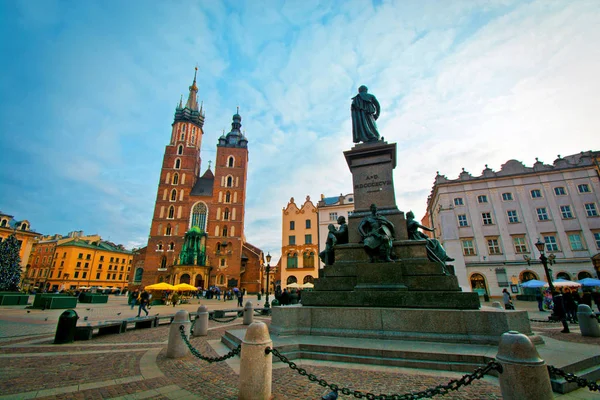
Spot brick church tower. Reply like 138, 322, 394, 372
138, 69, 263, 292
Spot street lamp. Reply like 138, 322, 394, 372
534, 239, 555, 294
264, 252, 272, 309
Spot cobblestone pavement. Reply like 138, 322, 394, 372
0, 296, 597, 399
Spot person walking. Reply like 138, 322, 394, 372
535, 290, 544, 311
129, 289, 139, 310
237, 288, 244, 307
137, 290, 150, 317
502, 288, 514, 310
552, 291, 570, 333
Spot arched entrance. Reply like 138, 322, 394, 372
578, 271, 592, 280
180, 274, 191, 284
286, 276, 297, 285
556, 272, 571, 280
303, 275, 314, 284
195, 275, 204, 289
469, 273, 488, 297
519, 270, 539, 282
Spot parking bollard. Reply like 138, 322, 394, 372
239, 321, 272, 400
243, 300, 254, 325
54, 309, 79, 344
496, 331, 553, 400
167, 310, 191, 358
577, 304, 600, 337
193, 305, 208, 337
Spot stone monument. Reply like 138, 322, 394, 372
270, 85, 538, 345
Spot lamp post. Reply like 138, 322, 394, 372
534, 239, 555, 294
264, 252, 272, 309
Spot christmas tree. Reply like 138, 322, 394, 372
0, 234, 22, 291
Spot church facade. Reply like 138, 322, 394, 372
137, 69, 264, 293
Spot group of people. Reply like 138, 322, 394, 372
128, 289, 150, 318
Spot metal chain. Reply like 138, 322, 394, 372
548, 365, 599, 391
209, 313, 241, 323
267, 347, 502, 399
178, 325, 241, 362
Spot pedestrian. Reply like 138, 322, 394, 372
563, 289, 578, 323
502, 288, 514, 310
535, 290, 544, 311
129, 289, 139, 310
237, 288, 244, 307
137, 290, 150, 317
552, 291, 570, 333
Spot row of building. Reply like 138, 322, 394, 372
3, 69, 598, 298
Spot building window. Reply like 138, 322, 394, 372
174, 159, 181, 169
82, 272, 87, 279
513, 237, 528, 253
502, 192, 513, 201
226, 176, 233, 187
554, 187, 566, 196
290, 221, 295, 230
560, 205, 573, 219
577, 184, 590, 193
536, 208, 549, 221
225, 191, 231, 203
477, 195, 487, 203
98, 264, 102, 269
166, 224, 172, 236
543, 235, 559, 252
100, 255, 104, 261
171, 189, 177, 201
60, 261, 64, 267
329, 212, 338, 221
74, 271, 79, 278
507, 210, 519, 223
305, 234, 312, 244
161, 256, 167, 269
222, 226, 228, 237
168, 206, 175, 219
530, 189, 542, 198
190, 202, 208, 231
86, 254, 91, 260
228, 156, 234, 167
462, 240, 475, 255
173, 173, 179, 185
495, 268, 509, 287
482, 213, 493, 225
169, 242, 174, 251
303, 251, 315, 268
157, 242, 163, 251
78, 253, 83, 259
487, 238, 502, 255
594, 232, 600, 249
223, 208, 230, 220
177, 145, 183, 155
457, 214, 468, 227
76, 262, 81, 268
96, 273, 100, 279
84, 262, 89, 268
305, 219, 311, 229
287, 253, 298, 268
568, 233, 584, 251
454, 198, 464, 206
289, 235, 296, 245
585, 203, 598, 217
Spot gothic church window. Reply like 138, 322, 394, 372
168, 206, 175, 219
178, 145, 183, 155
157, 242, 163, 251
161, 256, 167, 268
228, 156, 234, 167
190, 202, 208, 232
166, 224, 172, 236
173, 173, 179, 185
225, 191, 231, 203
171, 189, 177, 201
226, 176, 233, 187
222, 226, 228, 237
175, 159, 181, 169
223, 208, 230, 220
169, 242, 175, 251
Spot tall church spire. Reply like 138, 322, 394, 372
185, 67, 199, 111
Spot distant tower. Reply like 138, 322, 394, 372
209, 109, 249, 286
143, 68, 206, 286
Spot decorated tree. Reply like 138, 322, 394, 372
0, 234, 22, 291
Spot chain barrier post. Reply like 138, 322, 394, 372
496, 330, 553, 400
577, 304, 600, 337
243, 300, 254, 325
239, 321, 272, 400
491, 301, 503, 309
167, 310, 191, 358
193, 305, 209, 337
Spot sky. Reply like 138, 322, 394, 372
1, 0, 599, 262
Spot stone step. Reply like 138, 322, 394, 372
314, 277, 357, 291
550, 355, 600, 394
323, 261, 449, 278
301, 290, 479, 309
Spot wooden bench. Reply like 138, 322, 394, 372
75, 320, 127, 341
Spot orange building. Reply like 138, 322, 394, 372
137, 69, 263, 292
0, 212, 42, 288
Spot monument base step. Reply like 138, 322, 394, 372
270, 305, 541, 345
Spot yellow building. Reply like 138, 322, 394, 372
26, 233, 132, 292
280, 196, 319, 289
0, 212, 42, 285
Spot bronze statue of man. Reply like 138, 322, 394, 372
406, 211, 454, 265
351, 85, 381, 143
358, 204, 395, 263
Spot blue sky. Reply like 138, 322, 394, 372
1, 0, 599, 261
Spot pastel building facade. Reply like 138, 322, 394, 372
0, 212, 42, 286
280, 196, 319, 289
425, 151, 600, 298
